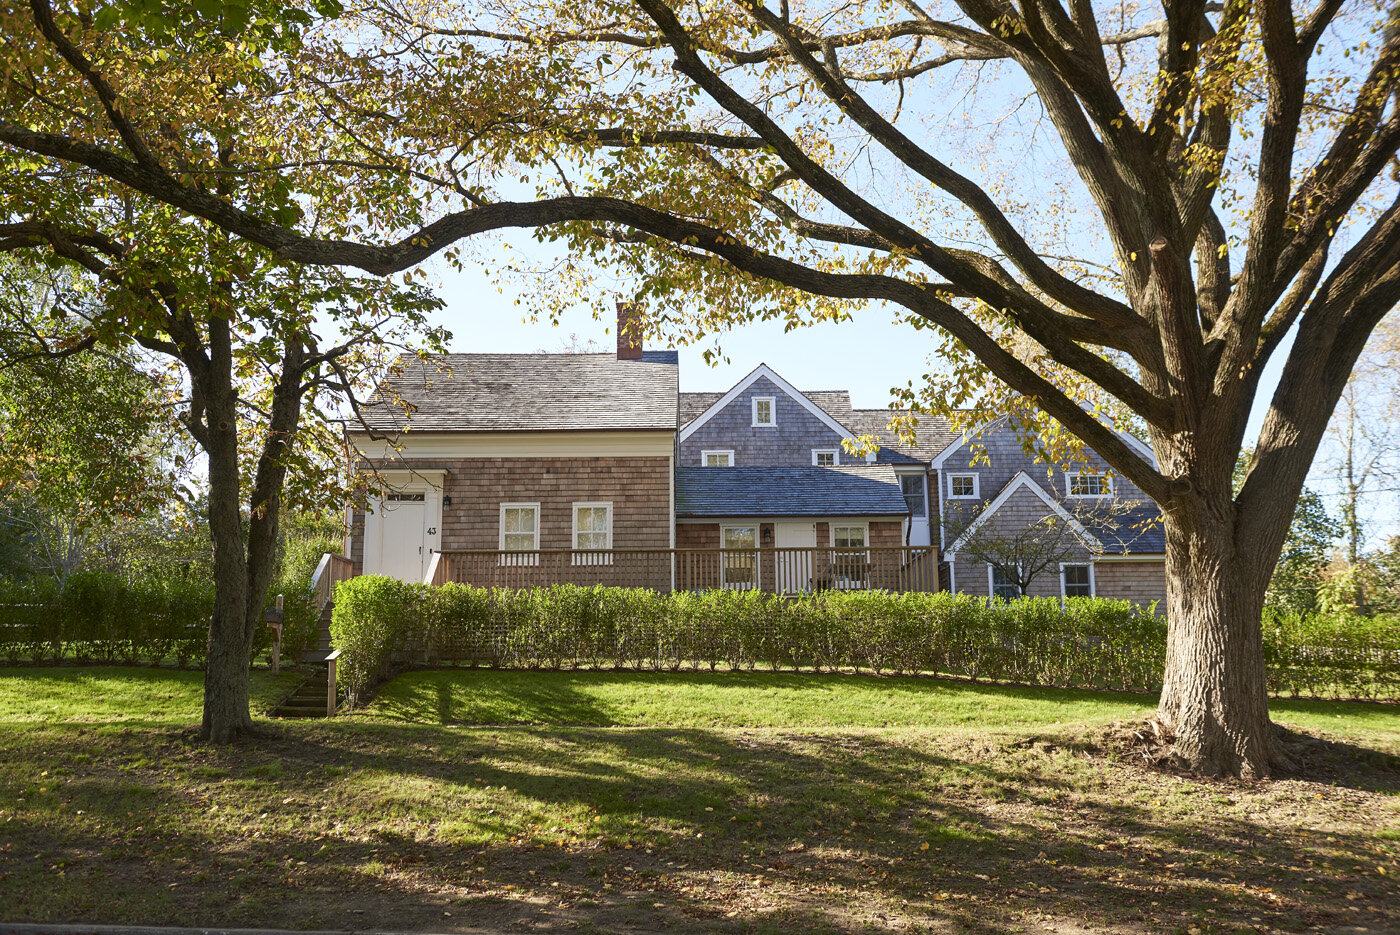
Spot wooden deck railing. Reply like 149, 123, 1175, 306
430, 546, 940, 594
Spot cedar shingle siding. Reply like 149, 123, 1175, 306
349, 456, 672, 561
680, 377, 847, 466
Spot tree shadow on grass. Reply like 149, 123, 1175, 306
1, 719, 1396, 934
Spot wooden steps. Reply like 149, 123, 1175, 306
272, 669, 332, 719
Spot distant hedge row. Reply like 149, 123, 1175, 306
0, 572, 214, 667
330, 577, 1400, 706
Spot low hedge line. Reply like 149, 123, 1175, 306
1264, 611, 1400, 699
331, 577, 1400, 707
0, 572, 214, 667
331, 577, 1172, 705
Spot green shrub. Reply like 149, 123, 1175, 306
0, 573, 211, 667
320, 579, 1400, 707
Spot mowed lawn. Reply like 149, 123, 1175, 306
0, 666, 1396, 935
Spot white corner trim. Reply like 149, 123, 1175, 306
677, 363, 855, 444
945, 471, 1102, 555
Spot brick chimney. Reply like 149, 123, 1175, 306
616, 302, 643, 360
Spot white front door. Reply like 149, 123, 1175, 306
773, 522, 817, 593
380, 494, 427, 582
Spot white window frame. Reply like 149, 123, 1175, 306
899, 473, 928, 518
751, 396, 777, 427
701, 449, 735, 467
720, 524, 758, 589
1065, 471, 1113, 498
1059, 562, 1096, 598
498, 502, 541, 565
829, 523, 870, 589
829, 522, 869, 550
987, 563, 1023, 600
571, 501, 613, 564
812, 449, 838, 466
948, 473, 980, 499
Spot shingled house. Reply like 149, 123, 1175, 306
344, 307, 1165, 604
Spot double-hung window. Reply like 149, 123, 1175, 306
722, 525, 757, 588
499, 503, 539, 565
572, 502, 612, 564
752, 396, 776, 426
1061, 564, 1093, 598
989, 564, 1020, 600
900, 475, 927, 517
830, 524, 868, 587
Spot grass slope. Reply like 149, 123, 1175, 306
0, 665, 1396, 935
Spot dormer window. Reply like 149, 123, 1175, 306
752, 396, 776, 426
812, 449, 837, 466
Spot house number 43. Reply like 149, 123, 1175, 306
426, 527, 437, 536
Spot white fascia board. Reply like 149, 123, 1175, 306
928, 416, 1006, 469
677, 363, 855, 444
1094, 553, 1166, 562
944, 471, 1101, 555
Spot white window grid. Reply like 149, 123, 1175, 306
812, 449, 838, 466
948, 473, 980, 498
752, 396, 777, 426
701, 449, 735, 467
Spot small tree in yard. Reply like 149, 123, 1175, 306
0, 3, 445, 741
948, 513, 1096, 599
10, 0, 1400, 775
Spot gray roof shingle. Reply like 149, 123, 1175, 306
1088, 501, 1166, 554
845, 409, 960, 463
359, 352, 679, 432
675, 465, 911, 517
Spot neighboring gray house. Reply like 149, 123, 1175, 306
345, 306, 1164, 605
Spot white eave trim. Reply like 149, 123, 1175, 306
677, 363, 856, 445
945, 471, 1101, 555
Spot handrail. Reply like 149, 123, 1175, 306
423, 550, 443, 587
310, 552, 357, 615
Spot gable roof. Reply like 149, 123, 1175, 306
945, 472, 1101, 554
356, 352, 679, 433
844, 409, 960, 464
675, 465, 910, 517
945, 471, 1166, 556
676, 364, 858, 446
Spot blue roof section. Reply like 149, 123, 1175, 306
675, 466, 911, 517
1090, 501, 1166, 554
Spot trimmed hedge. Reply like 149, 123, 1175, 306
330, 577, 1400, 707
0, 571, 213, 667
330, 578, 1172, 705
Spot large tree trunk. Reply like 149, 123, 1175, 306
1155, 505, 1283, 778
199, 316, 256, 743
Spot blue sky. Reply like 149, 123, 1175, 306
427, 233, 1398, 546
